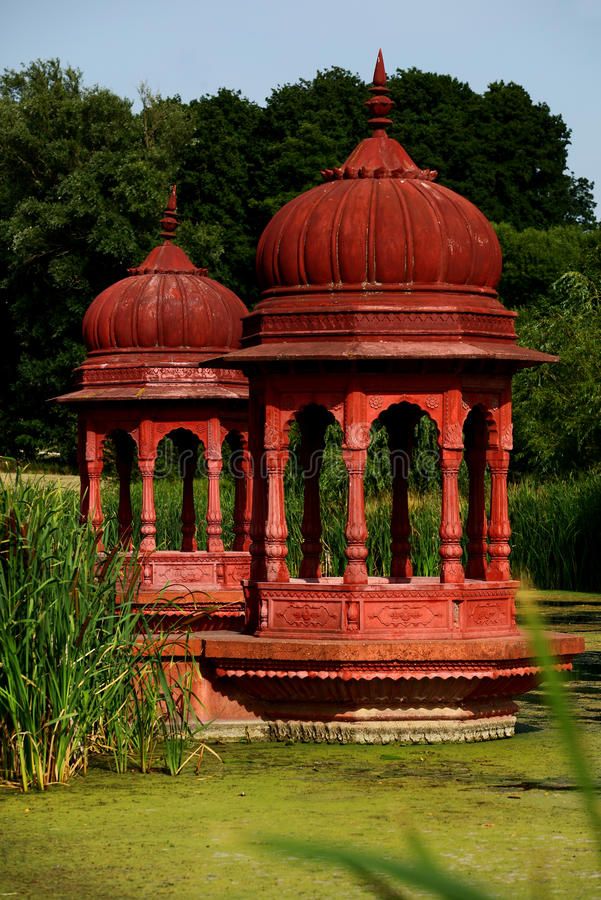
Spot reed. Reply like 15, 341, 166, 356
509, 474, 601, 591
0, 474, 210, 790
0, 475, 141, 789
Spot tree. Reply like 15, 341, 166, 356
259, 67, 366, 211
386, 70, 596, 229
0, 61, 175, 459
495, 223, 590, 308
176, 88, 264, 302
513, 268, 601, 474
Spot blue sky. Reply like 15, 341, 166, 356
2, 0, 600, 212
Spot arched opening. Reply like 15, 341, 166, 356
154, 429, 204, 551
284, 404, 341, 578
222, 430, 252, 551
298, 405, 340, 579
463, 406, 490, 580
100, 429, 138, 549
375, 402, 440, 581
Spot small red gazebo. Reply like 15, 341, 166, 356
194, 53, 582, 741
57, 188, 252, 626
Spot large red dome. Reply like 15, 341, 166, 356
240, 54, 516, 355
257, 136, 501, 298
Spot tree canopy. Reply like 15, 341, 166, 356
0, 59, 597, 465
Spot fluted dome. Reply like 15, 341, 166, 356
257, 138, 501, 297
84, 191, 246, 356
239, 51, 521, 357
59, 187, 248, 402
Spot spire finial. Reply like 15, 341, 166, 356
365, 49, 394, 134
160, 184, 178, 241
373, 48, 387, 88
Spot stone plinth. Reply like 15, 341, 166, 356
246, 577, 518, 640
159, 629, 584, 743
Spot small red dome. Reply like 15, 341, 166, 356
84, 189, 247, 355
63, 187, 249, 402
83, 248, 246, 354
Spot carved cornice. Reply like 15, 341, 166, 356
82, 365, 243, 385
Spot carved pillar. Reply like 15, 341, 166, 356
342, 447, 368, 584
487, 449, 511, 581
139, 458, 156, 552
389, 429, 412, 580
439, 448, 464, 584
233, 444, 252, 552
249, 390, 267, 584
206, 418, 224, 553
264, 444, 290, 582
138, 421, 157, 553
465, 446, 487, 579
299, 423, 327, 579
343, 390, 369, 585
87, 458, 104, 550
115, 446, 133, 548
180, 445, 198, 552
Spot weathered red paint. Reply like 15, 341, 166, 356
57, 188, 250, 625
194, 52, 583, 739
54, 55, 583, 741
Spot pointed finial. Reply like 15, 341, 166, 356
373, 48, 387, 88
160, 184, 178, 241
365, 49, 394, 134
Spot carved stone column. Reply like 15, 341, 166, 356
343, 391, 369, 586
299, 424, 327, 579
78, 417, 90, 526
465, 447, 487, 579
180, 445, 198, 552
116, 448, 133, 549
264, 447, 290, 582
249, 390, 267, 584
206, 419, 224, 553
342, 446, 369, 584
87, 458, 104, 550
139, 458, 156, 553
233, 445, 252, 552
487, 449, 511, 581
439, 448, 464, 584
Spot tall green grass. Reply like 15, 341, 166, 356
509, 475, 601, 591
0, 475, 209, 790
101, 454, 601, 591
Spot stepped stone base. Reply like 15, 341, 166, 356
155, 628, 584, 743
202, 715, 517, 745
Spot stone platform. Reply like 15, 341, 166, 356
159, 628, 584, 743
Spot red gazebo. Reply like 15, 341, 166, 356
194, 53, 582, 741
57, 188, 252, 627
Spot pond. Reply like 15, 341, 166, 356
1, 591, 599, 899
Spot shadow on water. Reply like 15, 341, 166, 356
513, 722, 543, 734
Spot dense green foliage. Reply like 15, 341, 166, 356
0, 59, 598, 467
